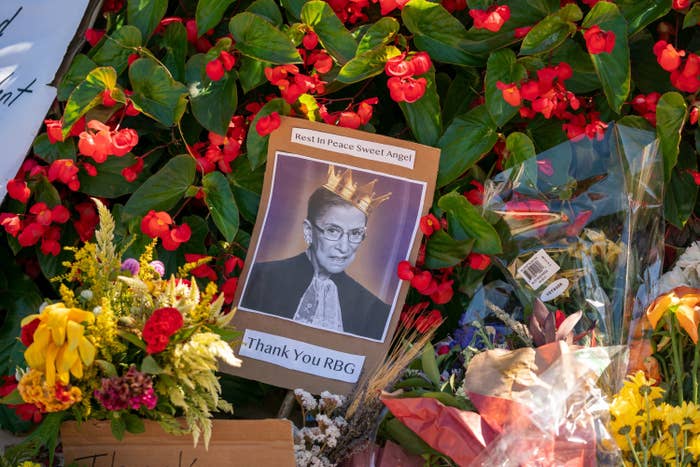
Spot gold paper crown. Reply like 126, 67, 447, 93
322, 165, 391, 215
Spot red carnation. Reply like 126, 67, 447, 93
142, 307, 184, 354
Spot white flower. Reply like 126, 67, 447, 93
80, 289, 94, 300
92, 306, 102, 315
294, 388, 318, 411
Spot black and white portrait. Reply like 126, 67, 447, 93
238, 153, 425, 341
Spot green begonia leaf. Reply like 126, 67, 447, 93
128, 58, 188, 127
203, 171, 239, 242
229, 12, 302, 64
124, 155, 196, 216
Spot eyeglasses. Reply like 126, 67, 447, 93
311, 222, 366, 243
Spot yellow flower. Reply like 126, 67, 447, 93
17, 368, 82, 412
22, 303, 96, 386
646, 287, 700, 344
686, 435, 700, 460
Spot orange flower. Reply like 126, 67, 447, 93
646, 286, 700, 344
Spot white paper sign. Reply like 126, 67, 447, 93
0, 0, 90, 201
239, 329, 366, 383
291, 127, 416, 169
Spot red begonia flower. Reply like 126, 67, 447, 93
0, 213, 21, 237
357, 98, 378, 125
225, 256, 244, 275
18, 222, 46, 247
653, 40, 684, 72
7, 178, 30, 203
467, 252, 491, 271
411, 270, 437, 294
185, 253, 218, 281
102, 89, 117, 107
302, 31, 319, 50
141, 210, 172, 238
220, 51, 236, 71
206, 58, 225, 81
397, 260, 415, 281
514, 26, 532, 38
431, 280, 454, 305
51, 205, 70, 224
496, 81, 521, 107
583, 25, 615, 55
419, 214, 441, 237
170, 223, 192, 243
30, 203, 53, 226
256, 112, 281, 136
121, 156, 144, 182
85, 28, 105, 47
464, 180, 484, 206
40, 226, 62, 256
442, 0, 467, 12
409, 52, 432, 75
384, 55, 413, 78
673, 0, 691, 10
670, 53, 700, 93
222, 277, 239, 304
338, 111, 362, 129
44, 119, 65, 143
308, 50, 333, 74
469, 5, 511, 32
111, 128, 139, 156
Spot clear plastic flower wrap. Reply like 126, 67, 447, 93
482, 123, 663, 382
382, 342, 628, 466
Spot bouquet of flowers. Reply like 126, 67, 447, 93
482, 123, 663, 361
0, 199, 242, 458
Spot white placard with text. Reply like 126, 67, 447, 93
0, 0, 90, 201
239, 329, 366, 383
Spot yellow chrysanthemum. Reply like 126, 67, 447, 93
22, 303, 96, 386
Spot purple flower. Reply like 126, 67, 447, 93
94, 366, 157, 411
149, 260, 165, 277
121, 258, 140, 275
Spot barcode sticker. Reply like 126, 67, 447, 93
517, 249, 560, 290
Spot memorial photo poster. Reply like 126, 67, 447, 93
229, 116, 440, 394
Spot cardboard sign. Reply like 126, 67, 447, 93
61, 419, 295, 467
229, 116, 440, 394
0, 0, 94, 201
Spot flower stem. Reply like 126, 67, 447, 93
693, 341, 699, 405
625, 432, 643, 467
666, 314, 685, 405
